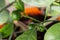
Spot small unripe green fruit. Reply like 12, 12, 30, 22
11, 10, 21, 20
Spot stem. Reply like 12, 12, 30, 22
8, 24, 14, 40
45, 20, 60, 22
44, 9, 48, 22
43, 8, 49, 31
8, 31, 14, 40
43, 14, 60, 26
0, 33, 2, 40
23, 15, 41, 23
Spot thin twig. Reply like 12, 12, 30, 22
0, 1, 16, 12
8, 31, 14, 40
43, 8, 48, 30
23, 15, 41, 23
0, 33, 2, 40
43, 14, 60, 26
8, 26, 17, 40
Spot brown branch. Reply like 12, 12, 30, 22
14, 20, 28, 31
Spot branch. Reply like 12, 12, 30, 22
14, 20, 28, 31
0, 1, 16, 12
43, 14, 60, 26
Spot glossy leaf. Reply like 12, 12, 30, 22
14, 0, 24, 12
0, 22, 14, 38
0, 10, 9, 25
22, 0, 55, 7
44, 23, 60, 40
15, 29, 37, 40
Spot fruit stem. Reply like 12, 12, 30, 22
23, 15, 41, 23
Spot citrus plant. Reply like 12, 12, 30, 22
0, 0, 60, 40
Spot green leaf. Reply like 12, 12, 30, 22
51, 6, 60, 13
49, 6, 60, 16
14, 0, 24, 12
0, 10, 9, 24
0, 0, 5, 10
15, 29, 37, 40
0, 22, 14, 38
22, 0, 55, 7
50, 10, 59, 16
44, 23, 60, 40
